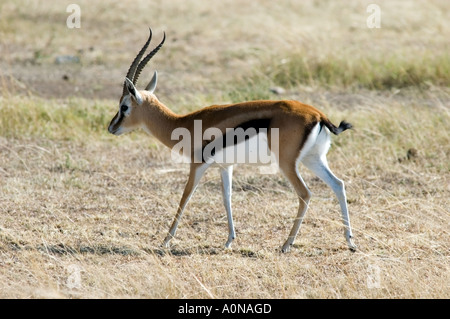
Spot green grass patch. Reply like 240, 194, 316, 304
0, 95, 113, 141
328, 103, 450, 174
222, 71, 275, 103
1, 93, 448, 175
264, 51, 450, 90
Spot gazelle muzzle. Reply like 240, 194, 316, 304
108, 111, 125, 135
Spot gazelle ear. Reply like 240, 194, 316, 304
124, 77, 143, 105
145, 71, 158, 94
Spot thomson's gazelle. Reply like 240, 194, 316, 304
108, 29, 356, 252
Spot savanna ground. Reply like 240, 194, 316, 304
0, 0, 449, 298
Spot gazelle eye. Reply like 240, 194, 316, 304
120, 105, 128, 113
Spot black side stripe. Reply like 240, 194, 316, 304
201, 118, 272, 162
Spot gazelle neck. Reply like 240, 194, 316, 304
139, 91, 181, 148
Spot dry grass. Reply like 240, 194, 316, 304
0, 0, 449, 298
0, 94, 448, 298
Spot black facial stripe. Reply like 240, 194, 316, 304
117, 112, 125, 124
111, 112, 125, 132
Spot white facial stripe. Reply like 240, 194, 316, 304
120, 95, 132, 116
109, 95, 132, 134
122, 94, 131, 106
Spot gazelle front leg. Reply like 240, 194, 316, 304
163, 162, 210, 248
220, 165, 235, 249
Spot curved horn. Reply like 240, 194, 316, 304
133, 31, 166, 86
123, 28, 153, 95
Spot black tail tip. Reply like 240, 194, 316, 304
338, 120, 353, 132
322, 119, 353, 135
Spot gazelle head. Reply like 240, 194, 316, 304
108, 28, 165, 135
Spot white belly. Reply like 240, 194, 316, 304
206, 132, 277, 166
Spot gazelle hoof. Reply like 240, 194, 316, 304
225, 236, 235, 249
347, 238, 357, 252
162, 236, 172, 248
281, 242, 292, 253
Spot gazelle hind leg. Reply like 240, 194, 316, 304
279, 157, 312, 253
302, 155, 356, 251
163, 163, 210, 247
220, 165, 235, 248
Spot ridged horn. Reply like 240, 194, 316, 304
133, 31, 166, 86
122, 28, 153, 96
